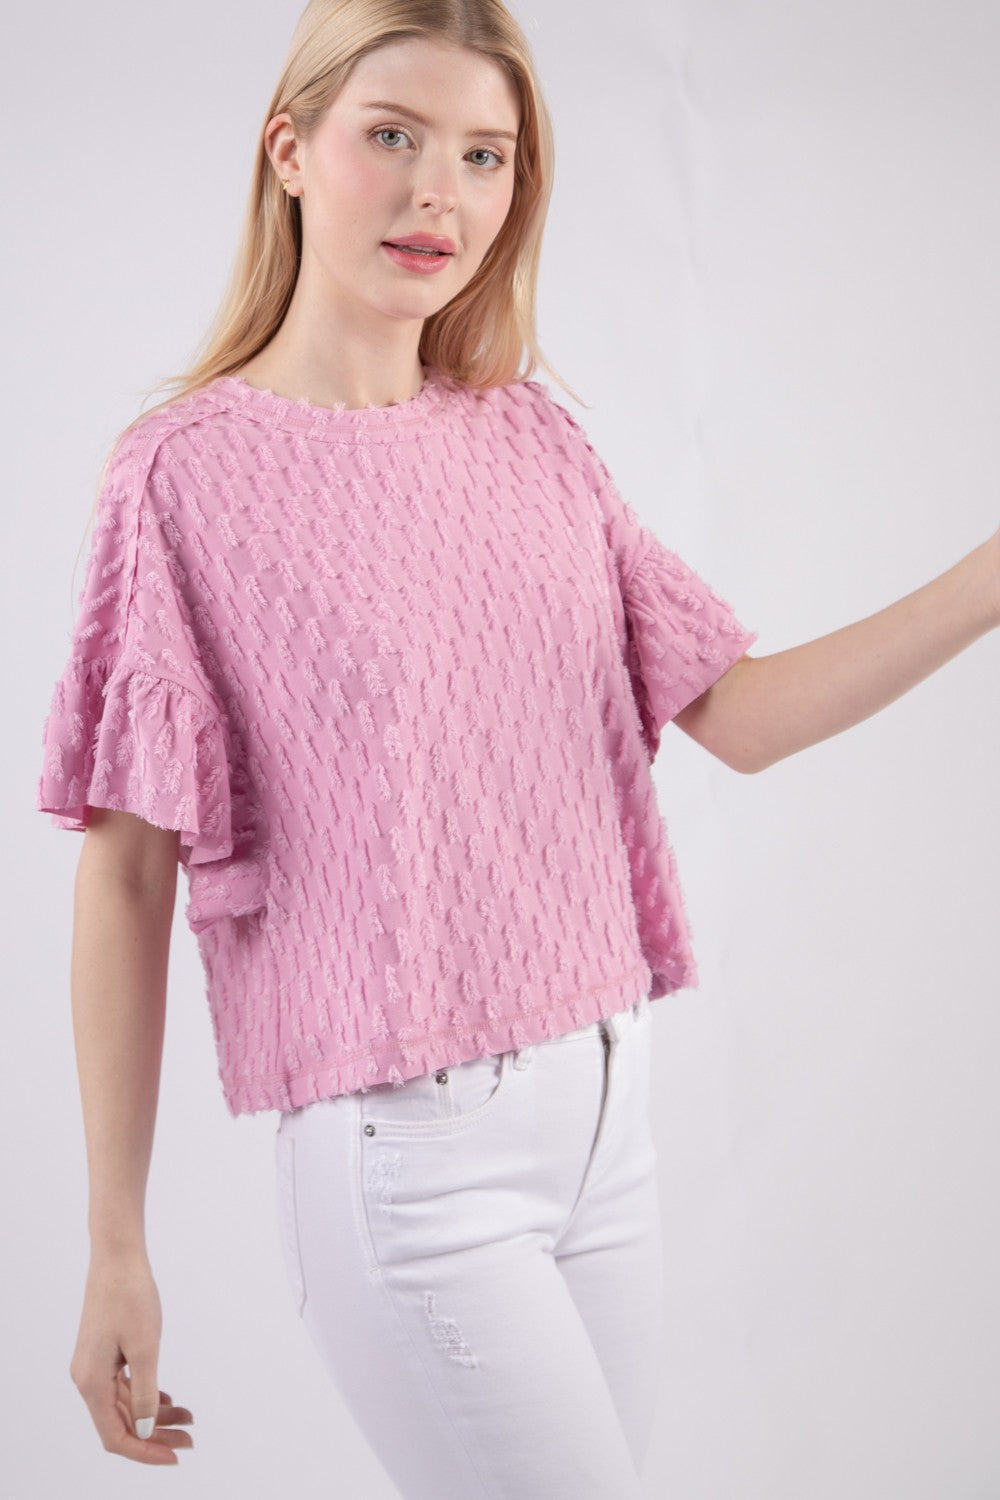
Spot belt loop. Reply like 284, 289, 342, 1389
512, 1044, 535, 1070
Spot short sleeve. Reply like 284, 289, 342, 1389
36, 423, 235, 866
622, 529, 758, 760
541, 388, 758, 761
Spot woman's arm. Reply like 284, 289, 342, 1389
674, 531, 1000, 773
73, 811, 176, 1254
68, 810, 195, 1465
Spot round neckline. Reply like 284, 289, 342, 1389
205, 362, 454, 439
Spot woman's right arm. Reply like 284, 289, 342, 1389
68, 807, 195, 1466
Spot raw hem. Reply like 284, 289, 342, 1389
222, 958, 657, 1118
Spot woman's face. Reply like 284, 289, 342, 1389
278, 37, 521, 332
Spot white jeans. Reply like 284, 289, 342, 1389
273, 992, 663, 1498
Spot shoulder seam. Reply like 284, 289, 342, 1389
113, 390, 226, 465
108, 402, 219, 671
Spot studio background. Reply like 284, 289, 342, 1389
4, 1, 999, 1495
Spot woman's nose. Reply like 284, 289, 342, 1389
413, 155, 459, 211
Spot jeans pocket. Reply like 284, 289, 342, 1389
274, 1128, 307, 1316
443, 1050, 509, 1122
358, 1050, 512, 1137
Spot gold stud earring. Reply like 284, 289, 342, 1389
281, 178, 290, 191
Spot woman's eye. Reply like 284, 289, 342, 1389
373, 127, 409, 149
469, 148, 505, 169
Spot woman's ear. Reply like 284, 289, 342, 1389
264, 112, 302, 193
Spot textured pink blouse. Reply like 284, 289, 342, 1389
36, 366, 757, 1116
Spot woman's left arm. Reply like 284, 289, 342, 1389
674, 531, 1000, 773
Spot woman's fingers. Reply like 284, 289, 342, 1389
78, 1371, 183, 1466
114, 1395, 195, 1451
115, 1370, 194, 1449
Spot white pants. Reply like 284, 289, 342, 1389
273, 991, 663, 1498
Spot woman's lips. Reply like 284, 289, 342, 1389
382, 242, 453, 274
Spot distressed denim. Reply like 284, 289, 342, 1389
273, 991, 663, 1498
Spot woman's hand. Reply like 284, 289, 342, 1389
69, 1248, 195, 1465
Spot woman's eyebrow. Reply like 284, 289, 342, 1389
358, 100, 518, 142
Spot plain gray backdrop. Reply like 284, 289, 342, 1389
6, 1, 1000, 1495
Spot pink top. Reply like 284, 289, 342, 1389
36, 366, 757, 1116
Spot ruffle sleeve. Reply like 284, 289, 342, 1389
36, 654, 234, 866
35, 416, 253, 891
623, 534, 758, 761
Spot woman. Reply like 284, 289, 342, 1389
36, 1, 999, 1494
